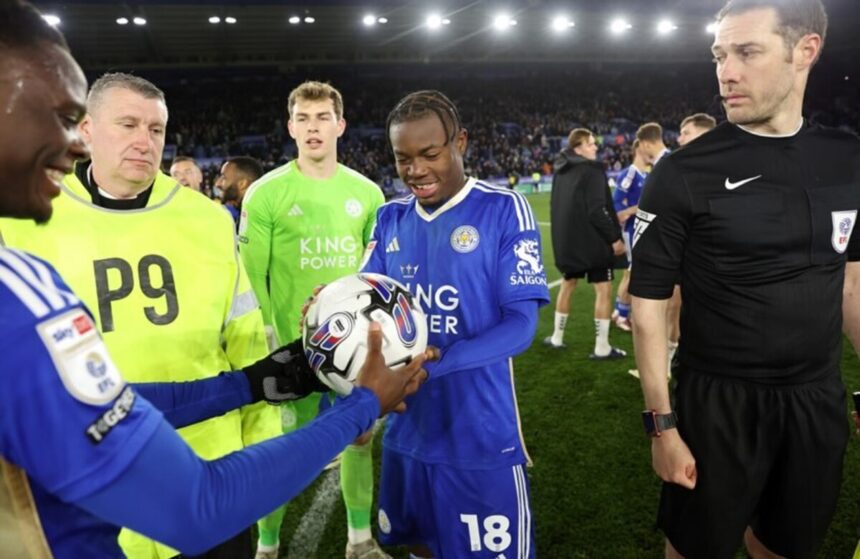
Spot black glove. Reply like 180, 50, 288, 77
243, 339, 328, 404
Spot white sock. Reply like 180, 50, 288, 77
551, 312, 568, 345
348, 526, 372, 545
256, 541, 279, 553
594, 319, 611, 355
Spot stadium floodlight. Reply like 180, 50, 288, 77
657, 19, 677, 35
706, 22, 717, 34
133, 16, 146, 26
426, 13, 442, 30
378, 17, 388, 24
289, 15, 301, 24
609, 17, 632, 35
225, 16, 237, 24
493, 13, 516, 31
551, 15, 574, 33
363, 14, 377, 27
304, 16, 315, 23
442, 18, 451, 25
42, 14, 61, 26
208, 16, 221, 24
116, 17, 129, 25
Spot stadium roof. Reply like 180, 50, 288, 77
32, 0, 860, 69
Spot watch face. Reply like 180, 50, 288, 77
642, 411, 657, 435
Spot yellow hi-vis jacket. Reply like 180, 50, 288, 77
0, 170, 280, 558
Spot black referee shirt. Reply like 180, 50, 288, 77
630, 122, 860, 383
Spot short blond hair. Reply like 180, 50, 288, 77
567, 128, 594, 149
287, 81, 344, 120
680, 113, 717, 131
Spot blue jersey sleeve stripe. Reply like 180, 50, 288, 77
0, 250, 67, 311
0, 264, 51, 317
0, 250, 77, 311
473, 183, 533, 232
15, 250, 79, 307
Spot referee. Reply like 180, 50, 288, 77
630, 1, 860, 558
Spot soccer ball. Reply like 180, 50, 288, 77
302, 273, 428, 395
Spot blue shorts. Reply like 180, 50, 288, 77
377, 449, 535, 559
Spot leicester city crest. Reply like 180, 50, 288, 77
450, 225, 480, 253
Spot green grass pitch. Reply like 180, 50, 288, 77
268, 192, 860, 558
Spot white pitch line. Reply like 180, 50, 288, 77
548, 279, 561, 289
286, 468, 341, 559
538, 221, 550, 227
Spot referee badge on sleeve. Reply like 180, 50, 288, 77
632, 210, 657, 248
831, 210, 857, 254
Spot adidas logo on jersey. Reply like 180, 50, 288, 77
287, 204, 303, 217
385, 238, 400, 253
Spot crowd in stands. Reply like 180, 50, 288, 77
151, 63, 859, 197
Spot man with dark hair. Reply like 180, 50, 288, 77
546, 128, 626, 358
631, 1, 859, 558
216, 156, 264, 229
170, 155, 204, 192
0, 2, 427, 558
365, 89, 548, 558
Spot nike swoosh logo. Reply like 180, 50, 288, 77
724, 175, 762, 190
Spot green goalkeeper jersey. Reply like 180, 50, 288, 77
239, 161, 384, 344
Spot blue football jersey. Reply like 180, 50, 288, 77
362, 178, 549, 469
0, 248, 162, 558
612, 164, 648, 235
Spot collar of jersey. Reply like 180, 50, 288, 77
61, 167, 182, 213
414, 177, 476, 222
737, 118, 804, 138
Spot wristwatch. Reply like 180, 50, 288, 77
642, 410, 678, 437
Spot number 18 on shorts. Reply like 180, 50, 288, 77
377, 451, 535, 558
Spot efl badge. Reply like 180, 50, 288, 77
450, 225, 480, 253
831, 210, 857, 254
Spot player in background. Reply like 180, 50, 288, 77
169, 155, 204, 192
0, 72, 281, 559
678, 113, 717, 148
217, 156, 264, 231
0, 2, 427, 557
546, 128, 627, 357
239, 81, 387, 559
362, 90, 549, 558
611, 139, 650, 333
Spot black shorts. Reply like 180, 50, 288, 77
561, 267, 614, 283
659, 369, 848, 559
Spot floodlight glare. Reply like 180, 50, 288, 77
706, 22, 717, 34
493, 13, 514, 31
133, 17, 146, 26
426, 14, 442, 30
304, 16, 315, 23
209, 16, 221, 24
225, 16, 237, 24
116, 17, 129, 25
42, 14, 61, 26
289, 16, 301, 24
551, 15, 574, 33
657, 19, 677, 35
363, 14, 376, 27
442, 18, 451, 25
378, 17, 388, 24
609, 18, 631, 35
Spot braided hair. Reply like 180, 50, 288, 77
385, 90, 464, 146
